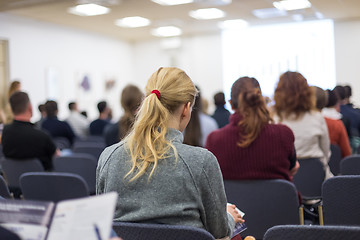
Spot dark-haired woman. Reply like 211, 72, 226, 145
205, 77, 299, 182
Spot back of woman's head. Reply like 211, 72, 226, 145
274, 71, 315, 120
126, 67, 197, 181
230, 77, 272, 147
326, 89, 338, 108
313, 86, 328, 111
119, 85, 144, 139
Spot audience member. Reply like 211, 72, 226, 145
315, 88, 351, 157
334, 85, 360, 137
211, 92, 231, 128
273, 71, 332, 179
183, 87, 218, 147
90, 101, 111, 136
41, 100, 76, 145
8, 80, 21, 97
3, 80, 22, 124
2, 92, 59, 170
66, 101, 89, 138
35, 103, 46, 129
97, 67, 243, 239
206, 77, 299, 182
103, 85, 144, 146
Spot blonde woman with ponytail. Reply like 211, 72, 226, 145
97, 67, 243, 239
206, 77, 299, 182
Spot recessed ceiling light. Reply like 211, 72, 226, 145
151, 0, 193, 6
151, 26, 182, 37
273, 0, 312, 11
115, 16, 151, 28
68, 3, 110, 16
252, 8, 287, 19
189, 8, 226, 20
218, 19, 248, 29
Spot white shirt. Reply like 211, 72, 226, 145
199, 113, 218, 147
66, 111, 89, 138
274, 111, 333, 178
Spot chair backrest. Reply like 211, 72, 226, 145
292, 158, 325, 199
224, 179, 299, 239
53, 137, 71, 150
20, 172, 89, 202
0, 226, 21, 240
322, 175, 360, 225
264, 225, 360, 240
329, 144, 342, 176
112, 222, 215, 240
53, 153, 97, 194
1, 158, 45, 189
0, 175, 11, 199
72, 142, 105, 161
340, 154, 360, 175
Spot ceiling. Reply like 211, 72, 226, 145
1, 0, 360, 43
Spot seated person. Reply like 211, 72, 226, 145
206, 77, 299, 181
211, 92, 231, 128
314, 87, 351, 158
90, 101, 111, 136
2, 92, 60, 170
41, 100, 76, 145
97, 67, 243, 239
104, 85, 143, 146
66, 101, 89, 138
273, 72, 332, 179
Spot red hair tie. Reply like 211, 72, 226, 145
151, 89, 161, 100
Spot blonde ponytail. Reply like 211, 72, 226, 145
124, 67, 197, 181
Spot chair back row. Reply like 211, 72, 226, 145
224, 179, 301, 239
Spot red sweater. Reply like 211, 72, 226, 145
205, 113, 295, 181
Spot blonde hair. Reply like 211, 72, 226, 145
125, 67, 197, 181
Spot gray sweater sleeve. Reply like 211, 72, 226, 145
198, 151, 235, 239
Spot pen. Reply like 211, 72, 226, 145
94, 224, 102, 240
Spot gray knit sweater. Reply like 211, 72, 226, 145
96, 128, 235, 239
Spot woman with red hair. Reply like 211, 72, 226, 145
273, 71, 332, 179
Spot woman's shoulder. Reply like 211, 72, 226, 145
177, 143, 218, 167
97, 141, 125, 169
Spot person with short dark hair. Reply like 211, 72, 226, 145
334, 84, 360, 137
41, 100, 76, 145
2, 92, 59, 170
66, 101, 89, 138
89, 101, 110, 136
211, 92, 230, 128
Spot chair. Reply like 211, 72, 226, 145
53, 153, 97, 194
340, 154, 360, 175
112, 222, 215, 240
0, 226, 21, 240
53, 137, 71, 150
329, 144, 342, 176
263, 225, 360, 240
72, 142, 105, 161
0, 175, 11, 199
1, 158, 44, 191
320, 175, 360, 226
292, 158, 325, 200
20, 172, 89, 202
224, 179, 301, 239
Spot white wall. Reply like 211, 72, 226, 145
0, 13, 134, 121
334, 19, 360, 107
